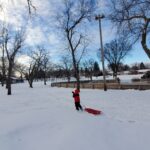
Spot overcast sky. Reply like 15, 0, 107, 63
0, 0, 149, 66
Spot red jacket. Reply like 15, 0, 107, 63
72, 89, 80, 102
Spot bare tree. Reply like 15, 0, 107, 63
108, 0, 150, 59
61, 55, 72, 82
56, 0, 96, 90
103, 37, 132, 78
25, 60, 37, 88
3, 28, 24, 95
25, 46, 46, 88
40, 48, 50, 85
42, 56, 49, 85
83, 58, 95, 81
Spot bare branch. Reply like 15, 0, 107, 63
109, 0, 150, 59
27, 0, 36, 14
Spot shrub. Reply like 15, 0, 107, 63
129, 70, 138, 75
141, 71, 150, 79
132, 78, 140, 82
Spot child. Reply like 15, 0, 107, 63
72, 89, 83, 111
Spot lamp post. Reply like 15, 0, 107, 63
95, 14, 107, 91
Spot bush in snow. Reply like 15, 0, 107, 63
141, 71, 150, 79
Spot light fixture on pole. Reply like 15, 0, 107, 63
95, 14, 107, 91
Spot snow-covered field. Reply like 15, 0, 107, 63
0, 81, 150, 150
51, 73, 146, 83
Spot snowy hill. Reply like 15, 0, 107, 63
0, 82, 150, 150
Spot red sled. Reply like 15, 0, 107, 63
84, 108, 102, 115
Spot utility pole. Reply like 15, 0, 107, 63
95, 14, 107, 91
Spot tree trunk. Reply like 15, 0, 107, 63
7, 63, 13, 95
67, 76, 70, 82
141, 28, 150, 59
44, 78, 47, 85
1, 77, 4, 87
20, 74, 23, 80
71, 51, 80, 90
90, 71, 93, 81
112, 64, 118, 79
76, 66, 80, 91
1, 68, 5, 87
7, 78, 11, 95
2, 51, 6, 87
29, 80, 33, 88
72, 62, 80, 90
28, 77, 33, 88
76, 78, 80, 90
44, 72, 47, 85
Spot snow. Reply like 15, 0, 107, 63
0, 81, 150, 150
51, 72, 146, 83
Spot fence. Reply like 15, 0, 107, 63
51, 80, 150, 90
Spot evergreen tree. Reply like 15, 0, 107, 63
140, 62, 146, 70
93, 62, 100, 77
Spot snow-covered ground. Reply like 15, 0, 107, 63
51, 72, 147, 83
0, 81, 150, 150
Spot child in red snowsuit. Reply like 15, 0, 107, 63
72, 89, 83, 111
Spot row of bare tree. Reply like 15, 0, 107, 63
0, 25, 51, 94
0, 0, 48, 95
